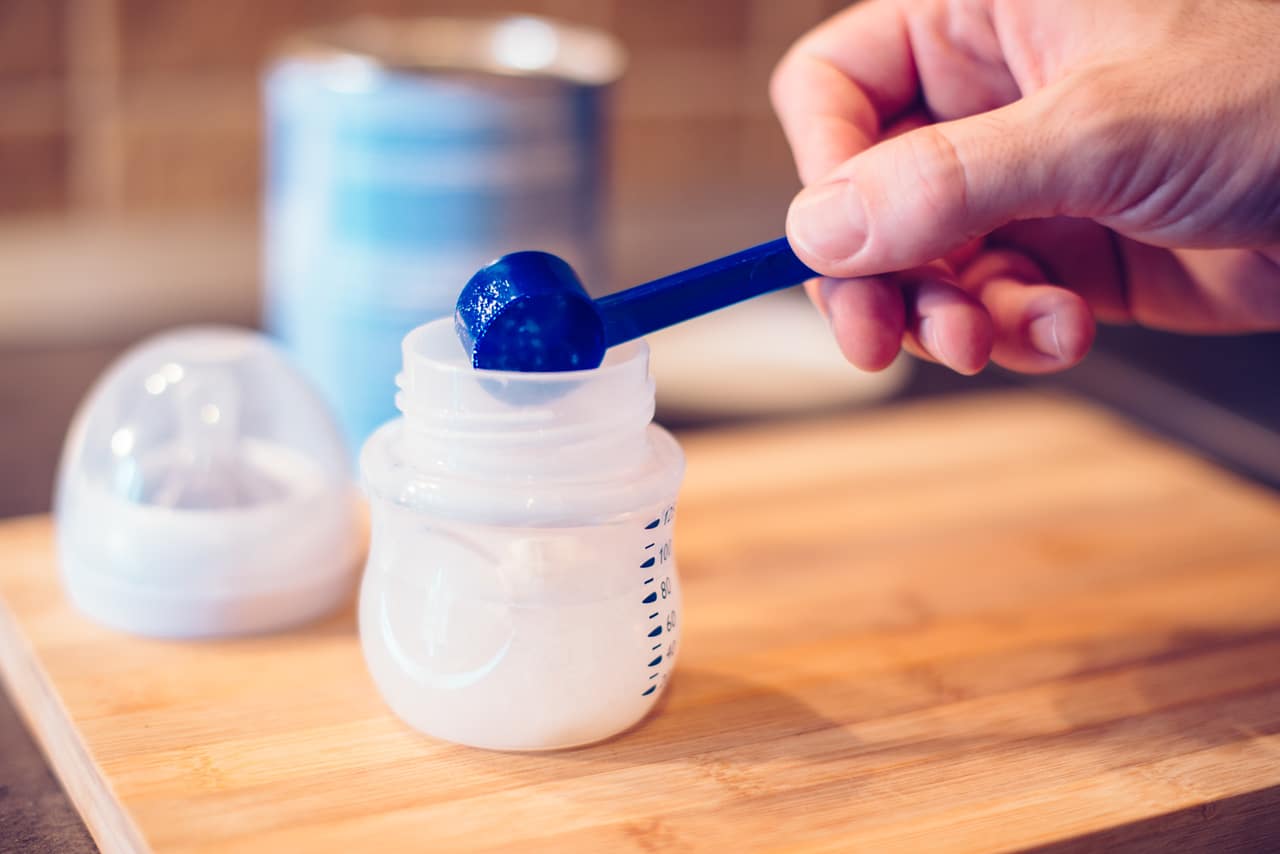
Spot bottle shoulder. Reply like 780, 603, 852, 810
360, 418, 684, 525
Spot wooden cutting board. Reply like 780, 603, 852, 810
2, 390, 1279, 853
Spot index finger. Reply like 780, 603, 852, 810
769, 0, 920, 185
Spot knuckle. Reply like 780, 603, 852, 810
900, 125, 971, 229
768, 48, 804, 115
1054, 71, 1117, 122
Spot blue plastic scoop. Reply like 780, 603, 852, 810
455, 237, 817, 372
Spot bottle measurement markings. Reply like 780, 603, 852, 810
639, 505, 677, 697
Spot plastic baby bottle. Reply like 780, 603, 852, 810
359, 318, 684, 750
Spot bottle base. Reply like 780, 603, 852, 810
376, 682, 671, 752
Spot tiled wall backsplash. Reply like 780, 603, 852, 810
0, 0, 852, 217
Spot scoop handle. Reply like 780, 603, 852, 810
595, 237, 817, 347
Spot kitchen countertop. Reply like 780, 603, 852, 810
6, 333, 1280, 852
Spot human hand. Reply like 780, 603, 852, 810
772, 0, 1280, 374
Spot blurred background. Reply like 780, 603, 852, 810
1, 0, 1278, 521
0, 0, 831, 329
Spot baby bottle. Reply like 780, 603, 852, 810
359, 318, 685, 750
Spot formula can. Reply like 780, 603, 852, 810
262, 16, 625, 450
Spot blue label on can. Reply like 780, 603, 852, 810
263, 55, 610, 451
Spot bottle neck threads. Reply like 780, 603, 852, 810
394, 318, 656, 479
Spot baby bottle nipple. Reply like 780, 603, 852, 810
55, 326, 360, 638
138, 367, 287, 509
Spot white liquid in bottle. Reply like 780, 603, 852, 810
359, 319, 684, 750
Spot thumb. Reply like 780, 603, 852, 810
786, 94, 1066, 278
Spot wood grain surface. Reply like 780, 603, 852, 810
1, 390, 1279, 853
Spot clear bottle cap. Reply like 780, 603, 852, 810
55, 326, 361, 638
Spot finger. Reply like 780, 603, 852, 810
899, 275, 994, 376
770, 0, 917, 185
1130, 243, 1280, 331
943, 237, 985, 271
959, 249, 1096, 373
786, 91, 1064, 278
809, 276, 905, 372
809, 260, 994, 376
991, 218, 1132, 324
